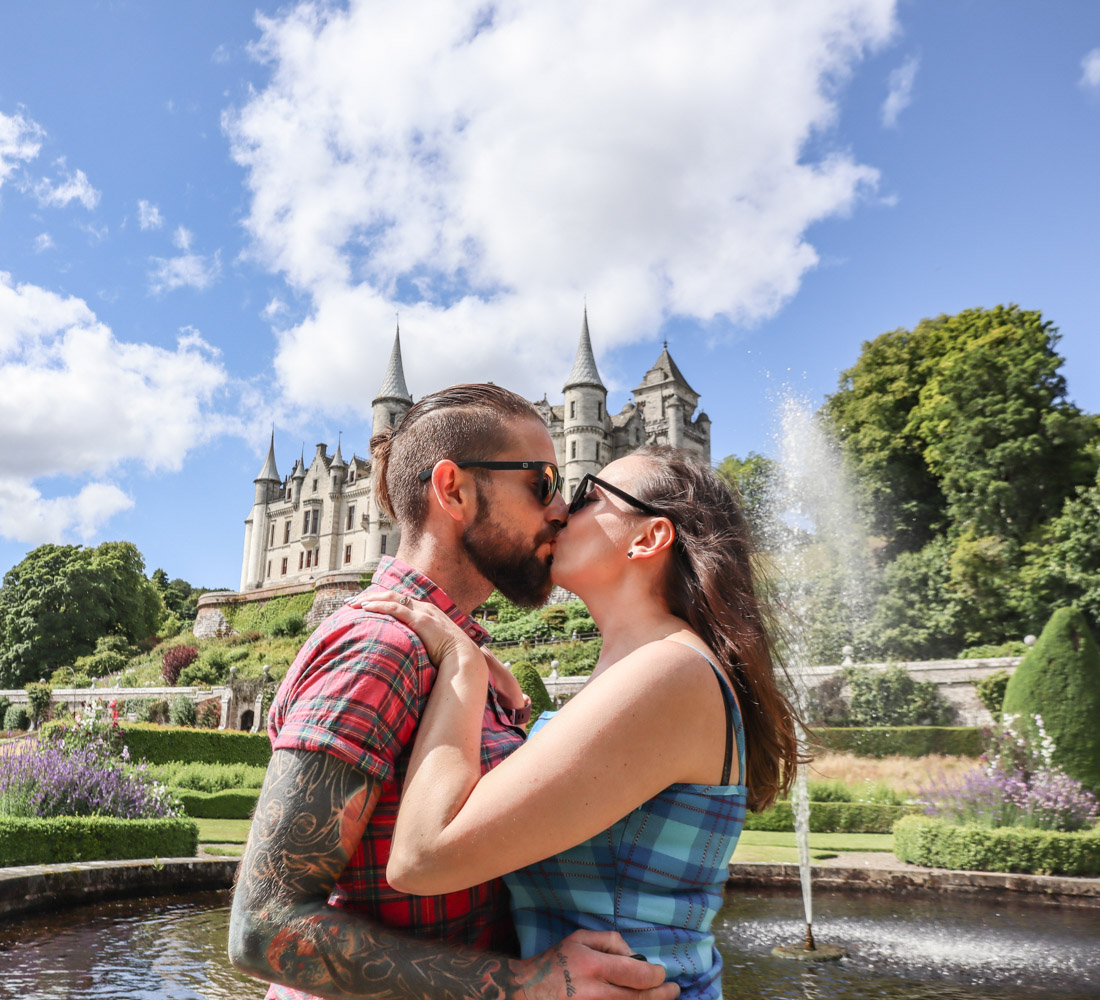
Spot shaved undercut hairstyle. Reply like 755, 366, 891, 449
370, 383, 542, 542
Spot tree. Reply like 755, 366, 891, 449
715, 452, 777, 542
0, 541, 163, 687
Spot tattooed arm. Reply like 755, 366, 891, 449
229, 748, 677, 1000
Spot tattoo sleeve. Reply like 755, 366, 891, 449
228, 748, 534, 1000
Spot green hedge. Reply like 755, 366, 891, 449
814, 726, 983, 759
175, 788, 260, 819
119, 723, 272, 766
0, 815, 198, 866
744, 799, 915, 834
893, 815, 1100, 876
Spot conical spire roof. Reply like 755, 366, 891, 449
330, 434, 347, 468
255, 429, 281, 482
291, 445, 306, 479
635, 341, 697, 396
374, 324, 412, 403
563, 307, 605, 391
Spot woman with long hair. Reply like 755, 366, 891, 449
357, 446, 803, 1000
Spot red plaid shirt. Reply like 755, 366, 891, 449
266, 557, 525, 1000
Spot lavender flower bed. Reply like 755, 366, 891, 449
918, 715, 1099, 833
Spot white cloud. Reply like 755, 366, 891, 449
882, 54, 918, 127
138, 199, 164, 230
1081, 48, 1100, 90
227, 0, 897, 414
0, 109, 43, 188
34, 165, 100, 209
0, 272, 229, 543
148, 228, 222, 293
33, 233, 54, 253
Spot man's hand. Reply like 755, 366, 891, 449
512, 930, 679, 1000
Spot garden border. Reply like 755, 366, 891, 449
3, 855, 1097, 922
0, 856, 238, 920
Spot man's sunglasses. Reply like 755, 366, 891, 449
417, 461, 564, 507
568, 473, 666, 518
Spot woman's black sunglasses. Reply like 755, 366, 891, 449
568, 474, 666, 518
417, 460, 564, 506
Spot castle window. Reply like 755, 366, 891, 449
267, 560, 271, 578
346, 505, 355, 531
311, 508, 320, 534
597, 401, 602, 419
269, 523, 275, 546
306, 550, 313, 569
283, 521, 291, 544
313, 479, 318, 493
298, 552, 304, 570
303, 511, 309, 534
571, 441, 577, 459
281, 557, 288, 575
569, 400, 576, 418
344, 544, 352, 564
380, 534, 388, 555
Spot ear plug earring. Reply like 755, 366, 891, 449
627, 551, 634, 558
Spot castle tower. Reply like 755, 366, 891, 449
372, 325, 413, 437
240, 430, 281, 591
562, 308, 610, 498
368, 327, 413, 565
631, 342, 709, 463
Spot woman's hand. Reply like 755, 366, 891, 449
352, 590, 478, 668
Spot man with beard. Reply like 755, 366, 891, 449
229, 384, 676, 1000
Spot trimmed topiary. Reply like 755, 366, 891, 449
1002, 606, 1100, 792
510, 661, 553, 730
4, 704, 29, 731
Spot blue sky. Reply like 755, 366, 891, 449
1, 0, 1098, 589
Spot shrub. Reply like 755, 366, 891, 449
510, 662, 553, 729
162, 644, 199, 685
24, 682, 53, 727
0, 815, 197, 866
144, 699, 171, 725
118, 723, 271, 767
846, 664, 958, 727
805, 779, 853, 802
1002, 607, 1100, 791
73, 648, 129, 680
893, 814, 1100, 876
0, 696, 10, 724
959, 640, 1028, 659
976, 669, 1010, 718
149, 761, 267, 792
174, 788, 260, 819
41, 698, 126, 760
3, 705, 29, 732
157, 611, 188, 639
179, 648, 229, 688
540, 606, 570, 631
270, 613, 305, 638
814, 726, 983, 759
169, 696, 197, 727
197, 699, 222, 729
744, 800, 914, 834
226, 631, 264, 646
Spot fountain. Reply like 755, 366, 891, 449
762, 393, 875, 962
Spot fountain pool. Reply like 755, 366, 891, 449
2, 887, 1097, 999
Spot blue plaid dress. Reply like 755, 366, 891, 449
504, 646, 747, 1000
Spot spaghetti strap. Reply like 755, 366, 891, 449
664, 639, 745, 786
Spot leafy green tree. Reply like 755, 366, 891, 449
151, 568, 213, 621
0, 541, 163, 687
715, 452, 777, 541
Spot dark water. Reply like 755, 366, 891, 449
0, 888, 1098, 999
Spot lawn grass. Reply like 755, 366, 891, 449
197, 817, 252, 844
732, 830, 895, 863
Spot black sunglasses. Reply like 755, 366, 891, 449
568, 473, 667, 518
417, 460, 564, 507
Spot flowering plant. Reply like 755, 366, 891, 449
918, 714, 1099, 832
44, 697, 127, 763
0, 738, 181, 820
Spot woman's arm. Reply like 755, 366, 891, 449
358, 595, 730, 897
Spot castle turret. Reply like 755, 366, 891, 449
241, 430, 282, 591
372, 325, 413, 437
631, 342, 708, 462
562, 308, 609, 498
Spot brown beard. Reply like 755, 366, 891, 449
461, 492, 560, 608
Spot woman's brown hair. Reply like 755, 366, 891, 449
631, 445, 805, 811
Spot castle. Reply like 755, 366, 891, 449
239, 310, 710, 593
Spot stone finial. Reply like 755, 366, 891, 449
841, 645, 854, 666
1024, 634, 1037, 647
